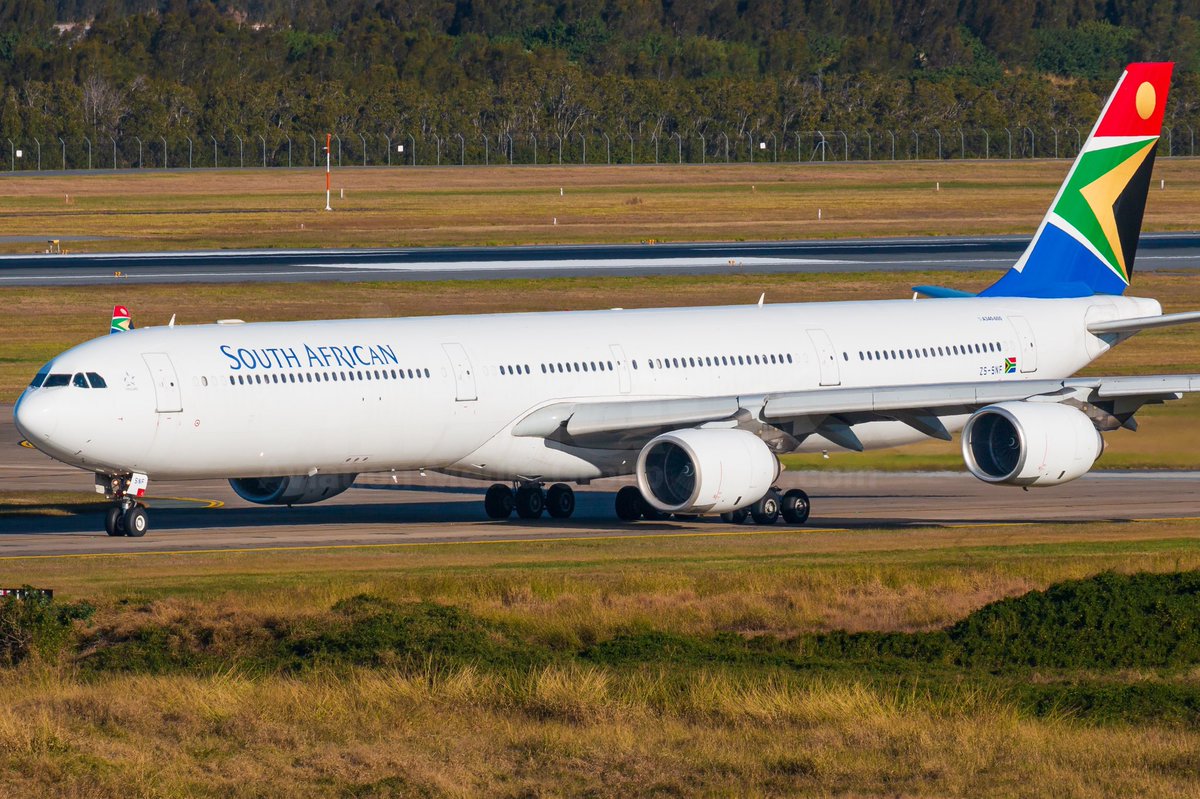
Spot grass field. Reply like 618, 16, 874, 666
4, 523, 1200, 797
1, 159, 1198, 252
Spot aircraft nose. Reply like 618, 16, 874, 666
13, 389, 59, 445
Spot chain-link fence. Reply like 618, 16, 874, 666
1, 126, 1194, 171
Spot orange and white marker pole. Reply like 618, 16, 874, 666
324, 133, 332, 211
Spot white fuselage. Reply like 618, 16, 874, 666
13, 293, 1159, 483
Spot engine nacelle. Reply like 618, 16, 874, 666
636, 428, 779, 514
962, 402, 1102, 487
229, 473, 357, 505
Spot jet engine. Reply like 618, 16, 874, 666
229, 473, 357, 505
962, 402, 1102, 487
636, 428, 779, 514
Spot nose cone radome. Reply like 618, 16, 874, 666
14, 389, 60, 447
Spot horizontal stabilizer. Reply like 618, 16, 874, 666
912, 285, 976, 299
1087, 310, 1200, 335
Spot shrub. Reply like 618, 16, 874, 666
0, 590, 93, 666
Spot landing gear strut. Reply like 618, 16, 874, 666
98, 472, 150, 537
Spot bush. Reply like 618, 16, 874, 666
0, 590, 93, 666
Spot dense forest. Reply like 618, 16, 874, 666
1, 0, 1199, 167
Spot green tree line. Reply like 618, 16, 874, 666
0, 0, 1198, 167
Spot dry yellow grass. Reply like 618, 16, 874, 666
1, 664, 1197, 797
2, 160, 1198, 251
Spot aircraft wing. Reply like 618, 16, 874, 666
512, 375, 1200, 451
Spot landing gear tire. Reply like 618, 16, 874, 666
615, 486, 643, 521
104, 506, 125, 537
638, 494, 668, 521
750, 489, 782, 526
484, 483, 515, 519
514, 485, 545, 519
123, 505, 148, 537
781, 489, 811, 525
546, 483, 575, 519
720, 508, 750, 525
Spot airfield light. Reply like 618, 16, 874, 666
324, 133, 332, 212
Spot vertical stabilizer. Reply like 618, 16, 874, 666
110, 305, 132, 334
981, 63, 1173, 298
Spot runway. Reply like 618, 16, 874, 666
4, 408, 1200, 558
2, 232, 1199, 286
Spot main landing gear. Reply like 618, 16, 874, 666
719, 488, 810, 526
614, 485, 810, 525
99, 473, 150, 537
484, 482, 576, 520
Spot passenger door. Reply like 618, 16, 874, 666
142, 352, 183, 413
806, 329, 841, 386
442, 343, 478, 401
610, 344, 631, 394
1009, 316, 1038, 373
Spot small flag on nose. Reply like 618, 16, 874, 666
111, 305, 131, 334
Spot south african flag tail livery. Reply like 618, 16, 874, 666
982, 62, 1173, 299
110, 305, 132, 334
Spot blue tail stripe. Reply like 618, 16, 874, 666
980, 223, 1128, 298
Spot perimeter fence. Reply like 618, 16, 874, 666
2, 125, 1195, 171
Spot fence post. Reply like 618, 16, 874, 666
627, 133, 634, 164
359, 132, 367, 166
407, 134, 414, 165
309, 134, 316, 167
699, 133, 706, 164
1004, 127, 1012, 159
957, 128, 964, 159
556, 133, 562, 164
933, 129, 942, 160
982, 129, 989, 159
7, 138, 12, 171
887, 130, 895, 160
211, 135, 217, 167
259, 135, 266, 168
132, 136, 140, 169
83, 136, 91, 170
720, 132, 729, 163
603, 132, 610, 164
672, 132, 681, 163
483, 135, 488, 165
34, 138, 41, 170
1052, 128, 1059, 159
795, 132, 801, 163
531, 134, 537, 165
1163, 126, 1173, 156
838, 131, 848, 161
186, 136, 193, 168
58, 137, 65, 169
455, 133, 464, 165
580, 132, 587, 164
287, 136, 291, 168
865, 131, 872, 161
1024, 127, 1035, 158
910, 129, 918, 160
235, 134, 243, 167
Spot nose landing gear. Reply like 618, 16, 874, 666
98, 472, 150, 537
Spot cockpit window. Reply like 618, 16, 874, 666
41, 374, 70, 388
30, 367, 50, 388
86, 372, 107, 388
72, 373, 88, 388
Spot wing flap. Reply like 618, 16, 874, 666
509, 375, 1200, 449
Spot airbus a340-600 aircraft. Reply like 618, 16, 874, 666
14, 63, 1200, 537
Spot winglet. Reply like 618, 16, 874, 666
110, 305, 132, 334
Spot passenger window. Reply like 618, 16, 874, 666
632, 360, 638, 369
786, 353, 793, 363
87, 372, 107, 388
424, 369, 430, 378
